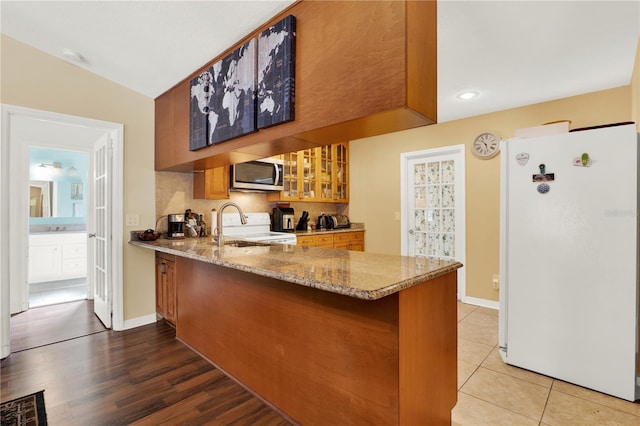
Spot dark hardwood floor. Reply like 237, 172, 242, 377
2, 314, 292, 425
10, 300, 107, 352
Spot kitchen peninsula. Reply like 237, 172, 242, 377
131, 237, 462, 425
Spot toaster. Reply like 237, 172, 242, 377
330, 214, 351, 229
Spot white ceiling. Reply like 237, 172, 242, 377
2, 1, 639, 123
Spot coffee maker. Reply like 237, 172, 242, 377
167, 214, 185, 239
272, 207, 295, 232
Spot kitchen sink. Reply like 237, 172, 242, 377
210, 239, 269, 248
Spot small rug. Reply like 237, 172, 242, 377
0, 390, 47, 426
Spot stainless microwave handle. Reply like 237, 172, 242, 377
274, 163, 280, 185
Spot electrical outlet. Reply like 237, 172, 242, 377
492, 274, 500, 290
125, 213, 140, 227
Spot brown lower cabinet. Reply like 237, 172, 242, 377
155, 252, 177, 326
296, 230, 364, 251
176, 256, 457, 425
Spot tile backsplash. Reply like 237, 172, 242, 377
156, 171, 348, 234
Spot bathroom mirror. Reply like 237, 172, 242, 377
29, 148, 88, 220
29, 180, 55, 217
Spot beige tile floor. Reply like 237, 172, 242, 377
453, 302, 640, 425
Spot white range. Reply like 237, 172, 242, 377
211, 211, 297, 245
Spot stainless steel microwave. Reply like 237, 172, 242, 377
230, 158, 284, 191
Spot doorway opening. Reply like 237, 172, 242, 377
1, 104, 124, 359
400, 145, 466, 299
28, 147, 90, 308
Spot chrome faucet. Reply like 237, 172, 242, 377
215, 202, 248, 248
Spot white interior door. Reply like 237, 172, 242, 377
93, 133, 111, 328
401, 145, 465, 298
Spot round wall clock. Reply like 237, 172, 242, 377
472, 132, 501, 159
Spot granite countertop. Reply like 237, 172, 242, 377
130, 236, 462, 300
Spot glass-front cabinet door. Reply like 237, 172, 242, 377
334, 143, 348, 202
269, 142, 349, 203
281, 152, 299, 200
319, 145, 333, 201
301, 148, 317, 199
316, 143, 348, 202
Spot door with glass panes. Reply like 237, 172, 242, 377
403, 146, 465, 297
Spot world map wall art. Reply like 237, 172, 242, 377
257, 14, 296, 129
189, 15, 297, 151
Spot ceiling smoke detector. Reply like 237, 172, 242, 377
61, 48, 87, 65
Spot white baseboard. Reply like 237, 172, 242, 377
461, 296, 499, 310
122, 313, 157, 331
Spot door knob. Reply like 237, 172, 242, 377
88, 233, 97, 238
408, 229, 415, 235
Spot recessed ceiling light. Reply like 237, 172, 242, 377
61, 48, 86, 65
457, 91, 479, 100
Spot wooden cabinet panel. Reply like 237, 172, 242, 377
333, 233, 352, 247
155, 257, 165, 317
164, 260, 177, 325
154, 0, 436, 172
177, 257, 401, 425
297, 231, 364, 251
193, 166, 230, 200
350, 240, 364, 252
176, 257, 457, 424
296, 233, 330, 248
295, 235, 317, 246
398, 272, 457, 425
333, 231, 364, 251
155, 252, 177, 326
172, 81, 191, 166
315, 234, 335, 248
155, 81, 192, 171
154, 90, 174, 170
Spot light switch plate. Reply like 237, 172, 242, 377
394, 211, 401, 221
125, 213, 140, 227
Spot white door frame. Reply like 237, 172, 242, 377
400, 144, 466, 299
0, 104, 124, 358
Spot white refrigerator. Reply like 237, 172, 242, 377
499, 123, 639, 401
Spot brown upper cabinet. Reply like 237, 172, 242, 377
155, 0, 437, 172
193, 166, 230, 200
194, 142, 347, 201
268, 142, 348, 203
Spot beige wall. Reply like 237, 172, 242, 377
349, 86, 633, 302
1, 35, 156, 321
